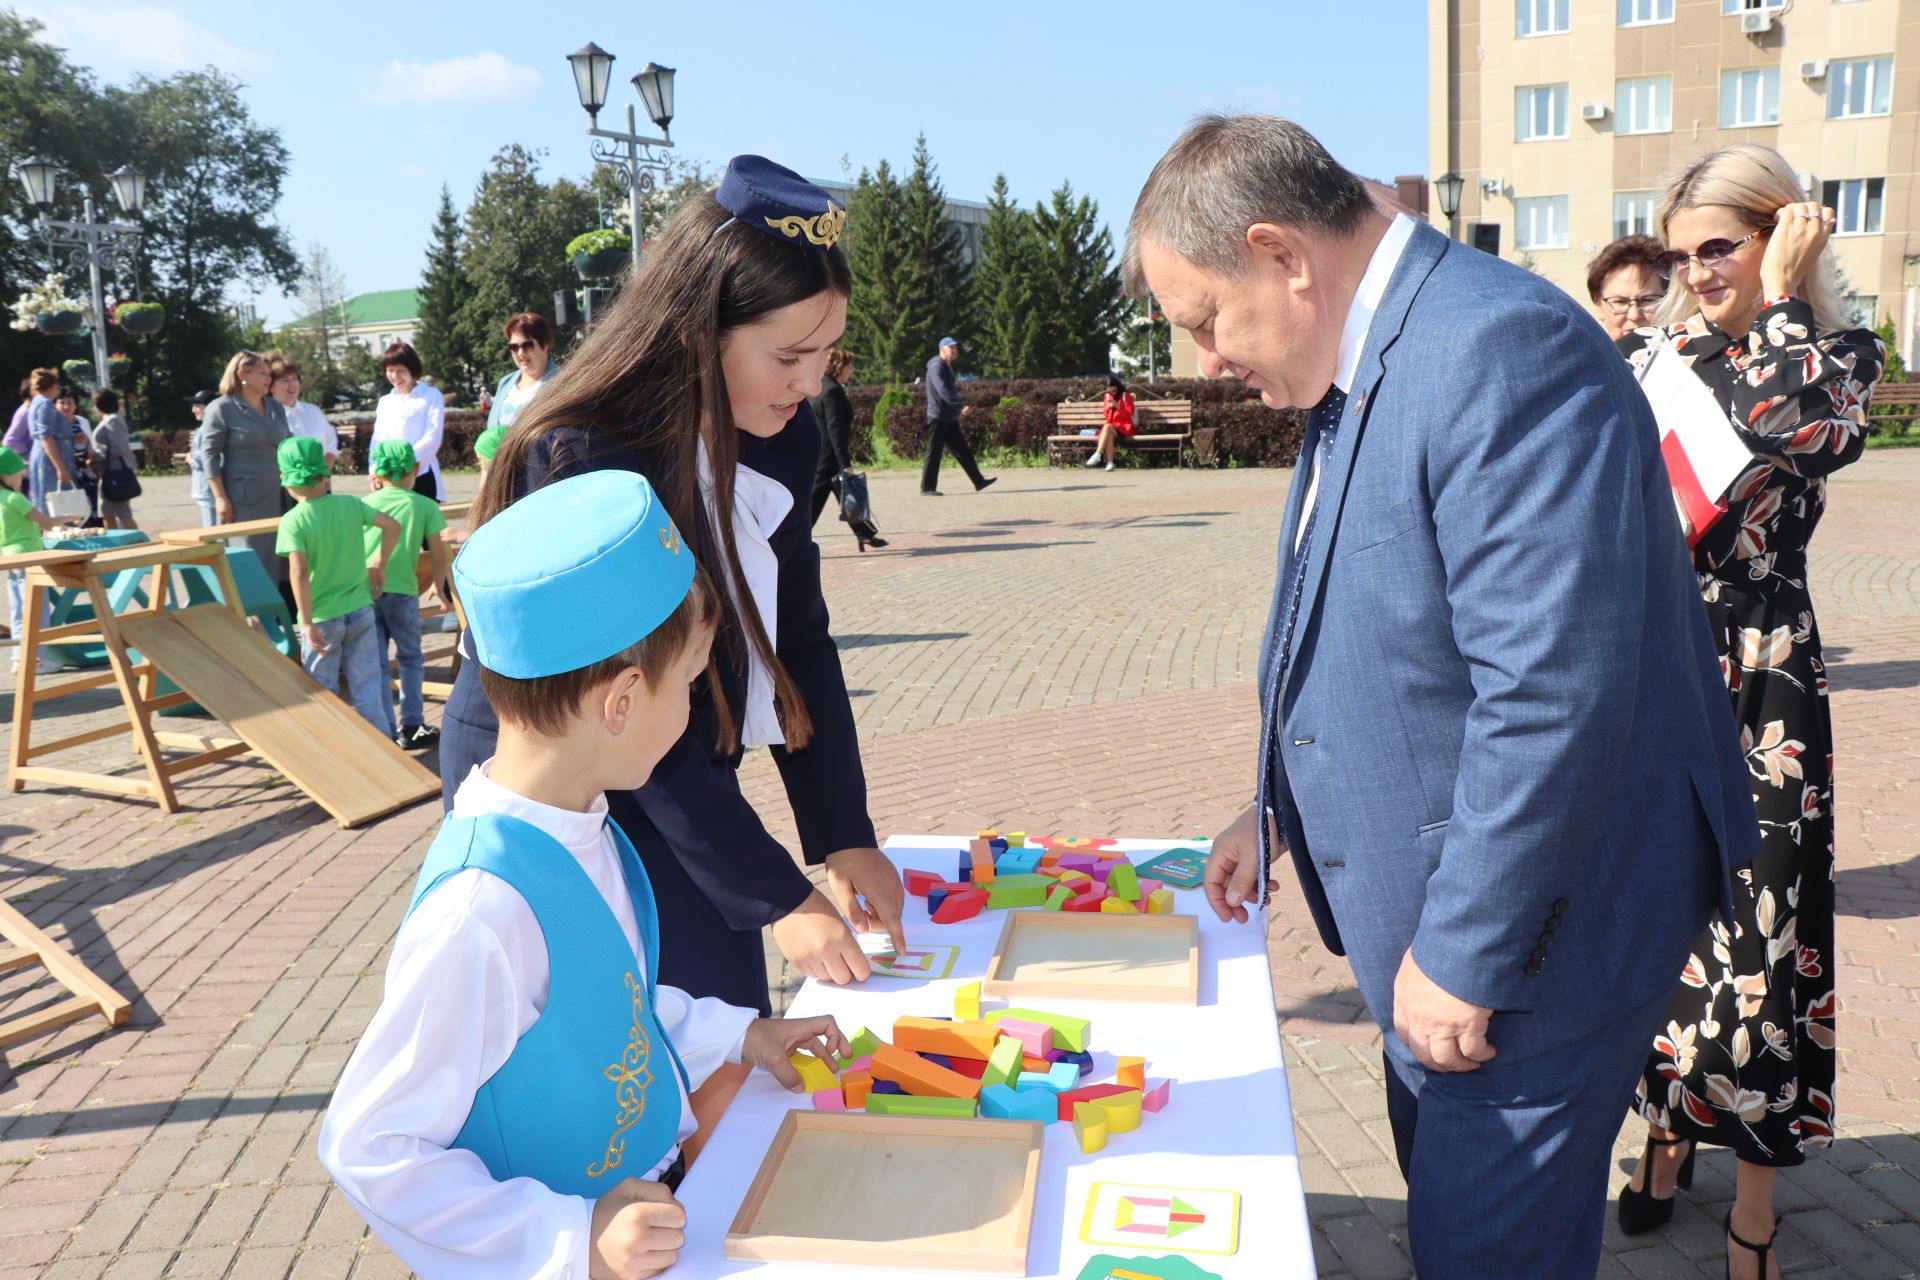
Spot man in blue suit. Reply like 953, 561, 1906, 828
1125, 115, 1758, 1277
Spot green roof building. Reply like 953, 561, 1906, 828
283, 288, 420, 356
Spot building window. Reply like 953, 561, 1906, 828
1845, 294, 1878, 327
1821, 178, 1885, 235
1517, 0, 1570, 35
1720, 68, 1780, 127
1516, 85, 1569, 141
1613, 191, 1659, 240
1516, 196, 1570, 250
1618, 0, 1673, 24
1616, 77, 1672, 134
1721, 0, 1785, 11
1828, 57, 1893, 119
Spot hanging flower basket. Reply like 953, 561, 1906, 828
567, 229, 633, 280
113, 301, 166, 335
36, 310, 84, 335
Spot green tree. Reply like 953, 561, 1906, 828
415, 185, 478, 397
844, 159, 915, 380
896, 134, 969, 370
969, 175, 1041, 378
455, 145, 593, 388
1114, 294, 1171, 379
1028, 181, 1125, 377
587, 154, 719, 250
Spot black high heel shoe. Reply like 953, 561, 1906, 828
1724, 1211, 1777, 1280
1617, 1133, 1696, 1235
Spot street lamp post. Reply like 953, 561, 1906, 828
12, 158, 149, 390
567, 42, 677, 256
1434, 170, 1465, 241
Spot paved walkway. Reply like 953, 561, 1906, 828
0, 455, 1914, 1278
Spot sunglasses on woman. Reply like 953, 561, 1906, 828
506, 340, 541, 355
1653, 229, 1768, 279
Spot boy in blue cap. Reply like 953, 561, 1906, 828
320, 470, 847, 1280
362, 439, 450, 751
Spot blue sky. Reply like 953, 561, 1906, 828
16, 2, 1430, 325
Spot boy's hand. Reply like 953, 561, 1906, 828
741, 1015, 850, 1091
302, 623, 328, 655
367, 563, 385, 595
770, 890, 871, 984
823, 846, 908, 959
588, 1178, 685, 1280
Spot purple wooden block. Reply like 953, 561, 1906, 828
1058, 854, 1098, 874
1089, 862, 1115, 883
923, 1053, 953, 1070
871, 1080, 903, 1095
1043, 1047, 1069, 1063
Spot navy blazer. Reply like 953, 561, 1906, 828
441, 401, 876, 1008
1260, 222, 1758, 1063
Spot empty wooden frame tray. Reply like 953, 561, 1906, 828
725, 1110, 1043, 1274
983, 910, 1200, 1004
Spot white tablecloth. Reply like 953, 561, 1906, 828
673, 837, 1316, 1279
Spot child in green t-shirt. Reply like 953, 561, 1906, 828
364, 440, 451, 750
274, 437, 401, 732
1, 446, 76, 675
473, 423, 506, 483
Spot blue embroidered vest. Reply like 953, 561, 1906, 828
406, 812, 690, 1199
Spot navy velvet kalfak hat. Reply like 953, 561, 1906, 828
714, 155, 845, 249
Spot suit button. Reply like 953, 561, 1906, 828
1553, 898, 1569, 913
1537, 931, 1554, 950
1524, 958, 1544, 976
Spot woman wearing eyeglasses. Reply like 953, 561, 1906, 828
1615, 144, 1883, 1280
475, 312, 558, 480
1585, 234, 1667, 341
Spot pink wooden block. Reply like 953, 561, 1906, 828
994, 1017, 1052, 1057
1138, 878, 1164, 897
1142, 1079, 1172, 1113
839, 1054, 872, 1075
813, 1088, 848, 1111
1058, 853, 1099, 874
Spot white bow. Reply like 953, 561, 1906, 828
698, 448, 794, 746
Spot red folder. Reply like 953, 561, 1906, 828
1659, 430, 1726, 549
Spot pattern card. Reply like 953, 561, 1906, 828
1079, 1182, 1240, 1256
1073, 1255, 1223, 1280
867, 944, 960, 981
1134, 849, 1209, 890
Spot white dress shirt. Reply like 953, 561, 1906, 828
371, 382, 447, 498
697, 450, 794, 746
283, 400, 339, 458
318, 763, 756, 1280
1294, 213, 1417, 552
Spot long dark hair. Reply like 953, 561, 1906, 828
473, 191, 851, 750
1106, 374, 1128, 400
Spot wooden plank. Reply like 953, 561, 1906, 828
8, 765, 159, 798
983, 910, 1200, 1004
724, 1110, 1041, 1274
22, 721, 137, 759
152, 730, 247, 754
84, 573, 178, 814
0, 993, 109, 1050
157, 515, 284, 546
0, 900, 133, 1027
118, 605, 438, 828
0, 547, 94, 572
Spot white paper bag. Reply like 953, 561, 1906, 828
44, 486, 90, 521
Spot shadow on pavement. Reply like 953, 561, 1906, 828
900, 540, 1096, 558
1837, 858, 1920, 919
835, 632, 970, 650
1825, 658, 1920, 692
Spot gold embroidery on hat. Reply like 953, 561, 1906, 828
659, 525, 681, 554
587, 972, 654, 1180
763, 199, 846, 249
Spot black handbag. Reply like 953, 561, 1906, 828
836, 468, 872, 525
102, 456, 142, 503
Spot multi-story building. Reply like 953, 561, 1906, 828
282, 289, 420, 360
1431, 0, 1919, 360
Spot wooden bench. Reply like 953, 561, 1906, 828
1047, 398, 1194, 466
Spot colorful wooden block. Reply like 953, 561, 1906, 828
979, 1082, 1057, 1124
955, 852, 973, 883
997, 849, 1041, 876
843, 1027, 883, 1062
1142, 1079, 1172, 1113
1056, 1049, 1095, 1078
947, 1056, 988, 1080
1055, 1082, 1138, 1123
1055, 869, 1094, 887
1099, 895, 1139, 914
1106, 861, 1141, 901
930, 887, 987, 923
1058, 854, 1099, 874
991, 1016, 1053, 1057
1061, 887, 1107, 912
903, 868, 943, 897
870, 1079, 902, 1095
1091, 1088, 1143, 1134
970, 846, 997, 886
1021, 1053, 1051, 1072
1043, 884, 1073, 912
976, 830, 998, 842
1137, 878, 1164, 897
1145, 888, 1175, 915
1007, 831, 1027, 846
981, 1036, 1024, 1088
1037, 847, 1065, 868
1072, 1101, 1107, 1153
836, 1054, 872, 1076
894, 1015, 999, 1060
954, 980, 981, 1023
789, 1052, 838, 1094
1015, 1061, 1079, 1093
1117, 1056, 1146, 1091
986, 880, 1049, 909
988, 1008, 1091, 1052
865, 1092, 977, 1119
870, 1044, 983, 1100
841, 1069, 872, 1108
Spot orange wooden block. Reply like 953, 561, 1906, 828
893, 1015, 999, 1060
841, 1068, 872, 1108
1021, 1053, 1051, 1073
970, 846, 997, 885
1117, 1056, 1146, 1091
1038, 848, 1065, 868
870, 1043, 983, 1101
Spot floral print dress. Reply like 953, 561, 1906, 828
1619, 296, 1882, 1165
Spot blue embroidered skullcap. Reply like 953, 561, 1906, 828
715, 155, 846, 249
453, 471, 693, 680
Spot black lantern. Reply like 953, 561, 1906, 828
567, 42, 615, 120
633, 63, 676, 133
1434, 171, 1465, 221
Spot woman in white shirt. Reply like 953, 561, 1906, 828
370, 341, 445, 500
267, 353, 339, 467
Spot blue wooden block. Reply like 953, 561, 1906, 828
1056, 1049, 1094, 1078
1015, 1062, 1078, 1094
923, 1053, 953, 1070
871, 1080, 903, 1095
997, 849, 1041, 875
956, 853, 973, 882
979, 1083, 1057, 1124
927, 885, 949, 914
990, 837, 1009, 853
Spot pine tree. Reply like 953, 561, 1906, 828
414, 185, 477, 398
844, 160, 915, 380
454, 145, 587, 387
1029, 181, 1127, 377
897, 134, 969, 371
970, 175, 1041, 378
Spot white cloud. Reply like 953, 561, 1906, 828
364, 52, 541, 107
17, 3, 268, 74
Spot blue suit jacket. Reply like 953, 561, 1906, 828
1260, 222, 1758, 1063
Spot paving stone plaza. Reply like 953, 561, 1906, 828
1, 457, 1915, 1278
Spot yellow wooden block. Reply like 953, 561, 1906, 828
1099, 896, 1138, 914
1072, 1100, 1108, 1153
1145, 888, 1175, 914
1056, 869, 1093, 886
1117, 1056, 1146, 1092
954, 980, 982, 1024
1093, 1088, 1144, 1134
977, 829, 999, 840
1008, 831, 1027, 846
789, 1052, 837, 1094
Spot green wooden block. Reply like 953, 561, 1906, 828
987, 1007, 1092, 1053
864, 1092, 977, 1119
1043, 884, 1073, 911
981, 1035, 1024, 1088
988, 873, 1052, 891
987, 881, 1049, 909
837, 1026, 883, 1069
1106, 861, 1141, 902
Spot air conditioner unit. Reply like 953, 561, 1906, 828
1581, 102, 1609, 122
1741, 9, 1775, 35
1799, 60, 1828, 80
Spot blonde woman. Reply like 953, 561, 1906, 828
201, 349, 292, 582
1615, 144, 1882, 1280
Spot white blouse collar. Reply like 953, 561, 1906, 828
450, 762, 611, 862
696, 445, 794, 746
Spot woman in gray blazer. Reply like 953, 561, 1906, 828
200, 350, 291, 583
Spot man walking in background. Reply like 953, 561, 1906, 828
920, 336, 994, 496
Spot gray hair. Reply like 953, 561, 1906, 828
1122, 113, 1373, 295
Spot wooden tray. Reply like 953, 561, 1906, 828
983, 910, 1200, 1004
724, 1110, 1043, 1274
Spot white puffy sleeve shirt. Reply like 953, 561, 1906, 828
370, 383, 447, 497
317, 765, 756, 1280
